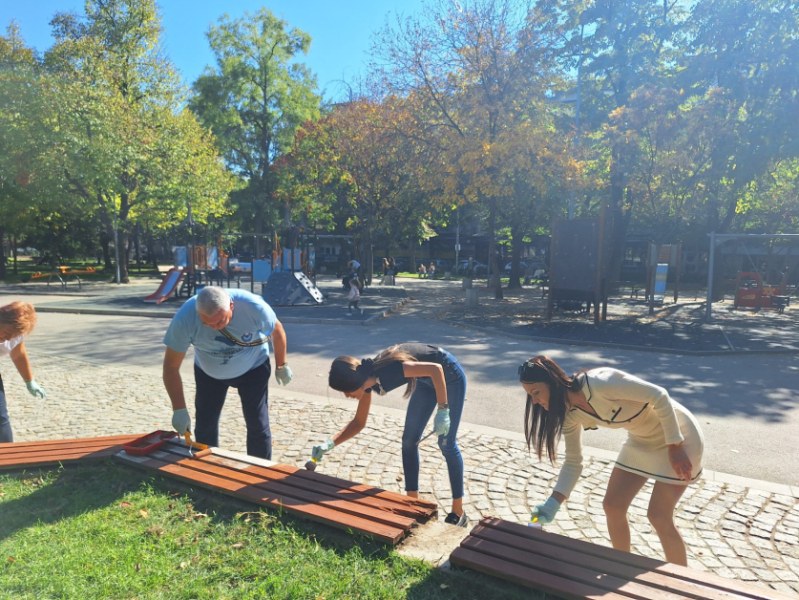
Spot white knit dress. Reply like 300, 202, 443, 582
553, 367, 704, 498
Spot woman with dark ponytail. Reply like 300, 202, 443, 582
518, 355, 704, 565
314, 343, 468, 526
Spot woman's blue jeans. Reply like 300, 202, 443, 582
401, 350, 466, 500
0, 375, 13, 443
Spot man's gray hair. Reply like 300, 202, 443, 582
196, 286, 230, 315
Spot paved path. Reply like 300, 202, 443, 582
1, 277, 797, 595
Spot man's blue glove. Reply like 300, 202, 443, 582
26, 380, 46, 399
172, 408, 191, 435
275, 364, 293, 386
531, 497, 561, 525
312, 438, 335, 461
434, 406, 451, 436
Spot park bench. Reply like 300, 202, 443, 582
450, 516, 793, 600
0, 433, 437, 545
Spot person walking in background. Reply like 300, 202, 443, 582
417, 263, 427, 278
0, 301, 46, 443
163, 287, 292, 459
347, 274, 363, 315
428, 262, 436, 278
517, 355, 703, 565
313, 343, 469, 526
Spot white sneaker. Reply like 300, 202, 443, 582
346, 312, 352, 316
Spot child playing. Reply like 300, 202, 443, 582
347, 275, 363, 315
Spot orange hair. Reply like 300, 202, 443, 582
0, 301, 37, 336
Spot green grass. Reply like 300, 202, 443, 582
0, 463, 539, 600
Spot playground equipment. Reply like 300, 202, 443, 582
143, 267, 184, 304
733, 271, 789, 313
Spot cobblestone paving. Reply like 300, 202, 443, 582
6, 352, 799, 595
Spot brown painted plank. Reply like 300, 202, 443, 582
264, 462, 437, 520
195, 453, 436, 522
451, 518, 792, 600
0, 434, 145, 469
450, 545, 633, 600
481, 518, 793, 600
119, 450, 407, 544
0, 434, 145, 450
458, 535, 714, 600
467, 523, 755, 600
117, 441, 435, 544
144, 447, 417, 530
162, 443, 437, 521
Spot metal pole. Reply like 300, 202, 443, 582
113, 223, 121, 285
455, 207, 461, 268
705, 232, 716, 322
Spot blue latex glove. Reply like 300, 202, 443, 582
312, 438, 335, 462
532, 497, 561, 525
172, 408, 191, 435
434, 406, 451, 436
26, 380, 46, 399
275, 364, 293, 386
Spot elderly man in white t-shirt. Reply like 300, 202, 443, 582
162, 287, 292, 459
0, 301, 47, 443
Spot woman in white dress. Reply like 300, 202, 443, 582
518, 355, 704, 565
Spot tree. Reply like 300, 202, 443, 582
41, 0, 232, 281
189, 8, 320, 254
681, 0, 799, 233
0, 24, 42, 277
373, 0, 571, 295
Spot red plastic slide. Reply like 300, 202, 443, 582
143, 267, 184, 304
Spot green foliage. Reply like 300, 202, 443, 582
189, 8, 321, 238
0, 1, 233, 281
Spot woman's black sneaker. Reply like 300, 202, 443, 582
444, 512, 469, 527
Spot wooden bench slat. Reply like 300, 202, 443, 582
144, 448, 417, 530
153, 442, 430, 524
163, 443, 437, 520
451, 517, 792, 600
0, 434, 144, 451
0, 435, 146, 470
120, 452, 407, 544
480, 518, 793, 600
468, 523, 755, 600
116, 437, 436, 544
263, 462, 437, 518
450, 545, 633, 600
458, 535, 696, 600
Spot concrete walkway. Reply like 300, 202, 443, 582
1, 276, 797, 595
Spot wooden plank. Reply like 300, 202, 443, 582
467, 522, 754, 600
0, 434, 145, 470
147, 446, 417, 530
458, 535, 713, 600
450, 546, 633, 600
228, 459, 436, 521
119, 450, 407, 544
166, 443, 436, 520
480, 518, 794, 600
450, 517, 793, 600
116, 439, 436, 545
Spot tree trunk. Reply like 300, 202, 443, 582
487, 198, 503, 299
0, 227, 6, 280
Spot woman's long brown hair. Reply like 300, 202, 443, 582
329, 345, 417, 397
520, 355, 580, 464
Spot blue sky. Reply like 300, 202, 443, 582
1, 0, 426, 100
